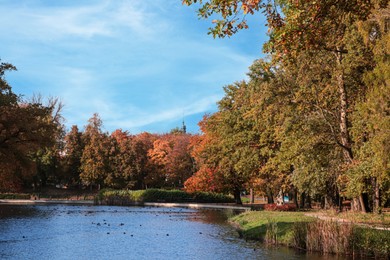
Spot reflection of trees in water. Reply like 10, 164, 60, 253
186, 209, 244, 225
0, 205, 41, 219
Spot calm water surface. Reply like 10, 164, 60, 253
0, 204, 344, 260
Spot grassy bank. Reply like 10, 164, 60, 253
230, 211, 390, 258
0, 193, 31, 200
0, 187, 97, 201
96, 189, 235, 205
230, 211, 315, 243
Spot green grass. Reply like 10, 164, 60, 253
230, 211, 316, 244
230, 210, 390, 258
325, 210, 390, 226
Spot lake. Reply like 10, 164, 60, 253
0, 204, 343, 259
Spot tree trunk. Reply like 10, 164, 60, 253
338, 195, 343, 212
266, 188, 274, 204
336, 54, 353, 162
373, 177, 381, 213
292, 188, 299, 208
304, 193, 312, 209
351, 197, 362, 211
249, 188, 255, 204
336, 50, 367, 213
299, 192, 305, 209
233, 187, 242, 205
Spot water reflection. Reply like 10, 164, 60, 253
0, 204, 346, 260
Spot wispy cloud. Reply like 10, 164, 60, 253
0, 0, 165, 41
0, 0, 266, 133
106, 94, 221, 129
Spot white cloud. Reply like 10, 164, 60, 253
0, 0, 166, 41
1, 0, 266, 133
106, 94, 221, 130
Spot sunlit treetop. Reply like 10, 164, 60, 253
182, 0, 264, 37
183, 0, 382, 61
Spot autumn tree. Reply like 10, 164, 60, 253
349, 17, 390, 212
0, 61, 64, 192
148, 132, 194, 188
187, 82, 265, 204
133, 132, 157, 189
62, 125, 84, 186
80, 113, 110, 189
106, 129, 141, 189
184, 126, 225, 193
184, 0, 389, 211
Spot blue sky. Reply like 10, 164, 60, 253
0, 0, 267, 134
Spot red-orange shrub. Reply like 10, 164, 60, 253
264, 203, 297, 211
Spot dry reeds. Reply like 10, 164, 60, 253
291, 220, 390, 258
265, 218, 278, 244
305, 220, 353, 254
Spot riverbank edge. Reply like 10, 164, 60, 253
229, 210, 390, 258
0, 199, 94, 205
0, 199, 250, 211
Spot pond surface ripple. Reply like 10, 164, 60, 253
0, 204, 343, 260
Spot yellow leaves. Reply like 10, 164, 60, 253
241, 0, 261, 14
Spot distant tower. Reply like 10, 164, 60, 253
182, 120, 187, 134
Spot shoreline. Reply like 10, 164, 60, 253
0, 199, 94, 205
0, 199, 250, 210
230, 210, 390, 258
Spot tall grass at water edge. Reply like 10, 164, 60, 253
292, 220, 389, 258
231, 211, 389, 258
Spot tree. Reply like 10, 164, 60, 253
62, 125, 84, 186
0, 61, 63, 192
134, 132, 158, 189
349, 24, 390, 213
80, 113, 110, 189
106, 129, 139, 189
148, 132, 194, 188
182, 0, 263, 38
184, 0, 388, 212
188, 82, 263, 204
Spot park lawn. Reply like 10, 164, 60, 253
323, 210, 390, 227
230, 211, 316, 245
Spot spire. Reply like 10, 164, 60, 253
182, 120, 187, 134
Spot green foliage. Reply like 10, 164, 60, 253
62, 125, 84, 185
348, 31, 390, 209
182, 0, 261, 38
191, 191, 235, 203
184, 0, 389, 212
97, 188, 234, 204
0, 193, 30, 199
352, 227, 390, 258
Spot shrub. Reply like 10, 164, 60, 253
142, 189, 193, 202
97, 189, 234, 205
0, 193, 30, 199
191, 191, 234, 203
351, 226, 390, 258
264, 203, 297, 211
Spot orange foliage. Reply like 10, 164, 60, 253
184, 167, 222, 193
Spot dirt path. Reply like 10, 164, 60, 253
304, 212, 390, 231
